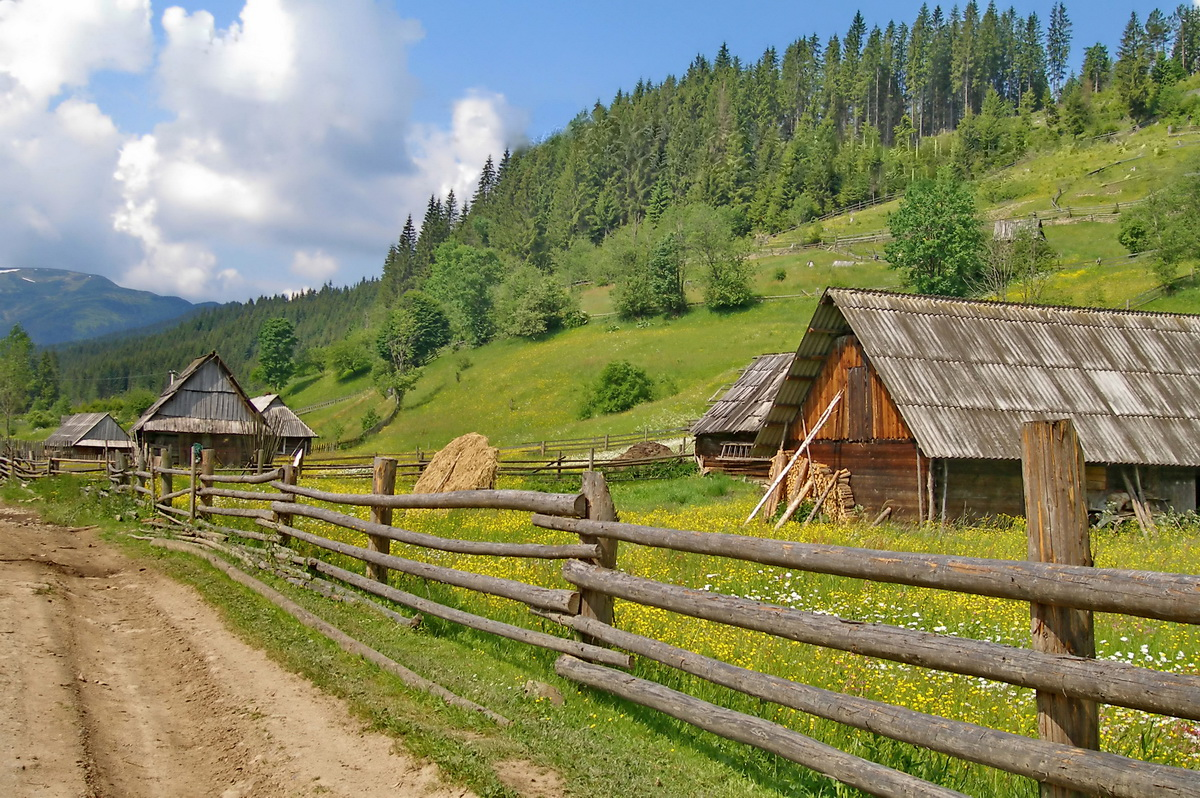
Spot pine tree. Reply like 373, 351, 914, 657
1047, 3, 1072, 99
472, 155, 496, 207
1115, 12, 1153, 118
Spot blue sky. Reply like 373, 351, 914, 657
0, 1, 1169, 303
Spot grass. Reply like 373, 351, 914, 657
11, 471, 1198, 796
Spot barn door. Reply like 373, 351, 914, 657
847, 366, 873, 442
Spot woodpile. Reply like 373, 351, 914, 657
769, 459, 855, 528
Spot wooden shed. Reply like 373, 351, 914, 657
691, 353, 793, 477
45, 412, 133, 459
251, 394, 318, 456
131, 352, 266, 467
992, 217, 1045, 241
753, 288, 1200, 521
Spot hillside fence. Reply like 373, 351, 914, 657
3, 418, 1199, 796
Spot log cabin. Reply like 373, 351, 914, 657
752, 288, 1200, 521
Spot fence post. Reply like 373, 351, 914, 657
189, 447, 199, 525
1021, 418, 1099, 798
578, 471, 618, 637
275, 463, 297, 547
158, 449, 174, 509
200, 449, 214, 510
367, 456, 397, 584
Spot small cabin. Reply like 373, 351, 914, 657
753, 288, 1200, 521
131, 352, 266, 467
251, 394, 317, 456
45, 412, 133, 459
691, 353, 793, 478
992, 217, 1045, 241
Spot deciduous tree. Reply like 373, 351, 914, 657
884, 170, 984, 296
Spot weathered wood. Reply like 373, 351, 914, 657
870, 506, 893, 526
189, 448, 198, 525
555, 656, 968, 798
532, 515, 1200, 625
157, 451, 174, 507
275, 481, 587, 517
275, 502, 601, 559
200, 487, 290, 502
548, 614, 1200, 798
773, 477, 814, 531
145, 538, 510, 726
579, 472, 617, 632
156, 466, 193, 477
274, 463, 297, 547
200, 468, 283, 485
745, 390, 843, 524
291, 551, 630, 668
158, 487, 193, 503
1022, 419, 1100, 798
559, 559, 1200, 720
801, 469, 843, 525
266, 521, 580, 614
199, 449, 214, 509
198, 506, 275, 520
368, 457, 397, 585
1120, 469, 1157, 534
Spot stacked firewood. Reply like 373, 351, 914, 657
762, 453, 854, 527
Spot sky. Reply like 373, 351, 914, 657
0, 0, 1173, 304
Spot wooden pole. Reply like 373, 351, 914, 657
189, 447, 199, 525
159, 449, 174, 508
367, 456, 397, 584
200, 449, 214, 509
1021, 419, 1099, 798
745, 390, 843, 524
578, 471, 618, 634
274, 463, 297, 548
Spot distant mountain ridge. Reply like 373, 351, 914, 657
0, 267, 211, 345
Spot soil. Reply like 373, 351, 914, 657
0, 505, 474, 798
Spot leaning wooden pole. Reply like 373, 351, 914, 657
367, 456, 397, 584
1021, 418, 1099, 798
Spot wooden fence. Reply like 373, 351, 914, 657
7, 419, 1200, 796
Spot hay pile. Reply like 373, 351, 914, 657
615, 441, 673, 461
414, 433, 499, 493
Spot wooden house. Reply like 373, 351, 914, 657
691, 353, 793, 477
45, 412, 133, 459
131, 352, 266, 466
752, 288, 1200, 521
992, 217, 1045, 241
251, 394, 317, 456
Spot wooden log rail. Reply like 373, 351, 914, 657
275, 481, 587, 517
276, 501, 600, 560
199, 468, 283, 484
202, 487, 291, 502
533, 515, 1200, 625
561, 560, 1200, 722
547, 613, 1199, 798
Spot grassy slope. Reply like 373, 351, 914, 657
293, 115, 1200, 452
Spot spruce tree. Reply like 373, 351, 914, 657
1047, 3, 1072, 99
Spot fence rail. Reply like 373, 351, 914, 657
7, 422, 1200, 797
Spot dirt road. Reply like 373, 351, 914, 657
0, 505, 472, 798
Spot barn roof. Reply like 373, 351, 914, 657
131, 351, 264, 437
45, 412, 133, 449
251, 394, 318, 440
754, 288, 1200, 466
691, 353, 793, 437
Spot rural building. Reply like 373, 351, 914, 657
131, 351, 266, 467
992, 217, 1045, 241
250, 394, 317, 456
44, 412, 133, 459
752, 288, 1200, 521
691, 353, 793, 477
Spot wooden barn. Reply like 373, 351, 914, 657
691, 353, 793, 477
752, 288, 1200, 521
44, 412, 133, 459
251, 394, 317, 456
131, 352, 266, 467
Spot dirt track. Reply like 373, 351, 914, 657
0, 505, 472, 798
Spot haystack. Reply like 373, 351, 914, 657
615, 441, 673, 461
414, 433, 500, 493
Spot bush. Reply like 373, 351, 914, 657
580, 361, 653, 419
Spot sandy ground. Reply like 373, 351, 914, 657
0, 505, 474, 798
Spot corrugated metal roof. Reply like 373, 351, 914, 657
692, 354, 794, 436
753, 288, 1200, 466
251, 395, 318, 440
131, 352, 264, 437
46, 413, 132, 448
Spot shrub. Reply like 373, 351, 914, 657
580, 361, 653, 419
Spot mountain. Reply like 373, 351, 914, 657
0, 267, 209, 345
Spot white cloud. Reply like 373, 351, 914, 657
290, 249, 339, 281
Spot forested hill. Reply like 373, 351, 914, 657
54, 280, 377, 401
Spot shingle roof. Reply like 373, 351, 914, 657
753, 288, 1200, 466
251, 394, 318, 440
691, 354, 793, 437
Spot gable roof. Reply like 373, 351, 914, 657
754, 288, 1200, 466
131, 351, 264, 436
45, 412, 132, 449
251, 394, 318, 440
691, 353, 793, 437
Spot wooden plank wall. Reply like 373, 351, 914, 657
794, 335, 911, 443
806, 441, 923, 519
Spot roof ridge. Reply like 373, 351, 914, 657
827, 287, 1200, 321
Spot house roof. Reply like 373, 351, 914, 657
691, 353, 793, 437
45, 412, 132, 449
753, 288, 1200, 466
251, 394, 318, 440
131, 351, 264, 437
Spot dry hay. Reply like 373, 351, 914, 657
614, 440, 673, 461
413, 433, 499, 493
